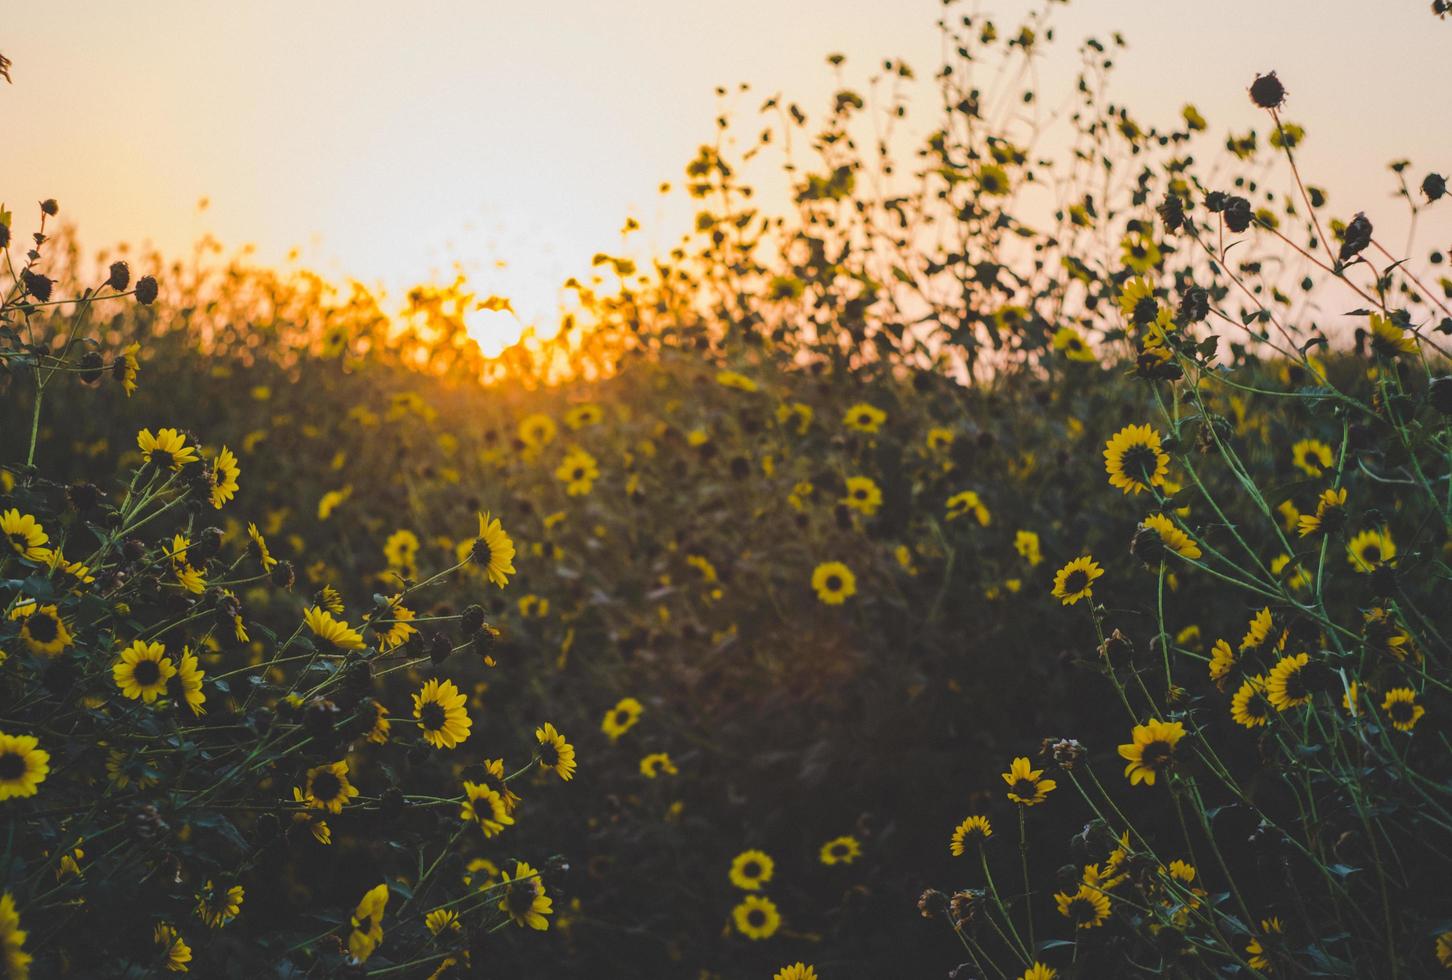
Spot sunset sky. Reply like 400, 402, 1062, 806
6, 1, 1449, 348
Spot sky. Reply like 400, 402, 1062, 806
5, 1, 1449, 351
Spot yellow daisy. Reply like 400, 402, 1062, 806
1103, 423, 1169, 495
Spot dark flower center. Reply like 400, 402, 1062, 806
1389, 701, 1413, 723
747, 909, 767, 927
1284, 670, 1308, 700
25, 612, 59, 643
506, 880, 539, 916
470, 539, 493, 567
1361, 545, 1381, 563
1068, 897, 1097, 923
742, 861, 761, 879
1142, 740, 1173, 768
824, 575, 843, 592
151, 449, 174, 468
539, 742, 560, 767
1011, 778, 1037, 798
312, 771, 342, 801
133, 660, 162, 686
1132, 296, 1158, 325
1123, 445, 1158, 482
572, 467, 585, 480
419, 702, 447, 731
1063, 570, 1089, 594
0, 752, 25, 780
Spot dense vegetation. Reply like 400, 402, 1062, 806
3, 3, 1451, 977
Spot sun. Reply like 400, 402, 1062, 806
464, 306, 526, 358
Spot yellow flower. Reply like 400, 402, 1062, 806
1014, 530, 1042, 566
1051, 555, 1103, 605
1240, 606, 1278, 653
469, 512, 517, 588
564, 403, 604, 429
499, 861, 553, 930
1118, 719, 1186, 786
317, 486, 352, 520
169, 534, 206, 594
1140, 514, 1201, 559
1246, 917, 1283, 971
1230, 675, 1272, 728
1297, 487, 1347, 537
118, 341, 141, 396
729, 850, 775, 891
819, 835, 861, 865
1208, 639, 1237, 686
195, 881, 244, 929
1290, 438, 1333, 477
1367, 313, 1418, 357
778, 401, 813, 434
348, 883, 390, 962
247, 523, 277, 571
425, 908, 461, 936
304, 606, 365, 651
640, 752, 677, 778
1347, 527, 1395, 573
208, 446, 240, 508
1104, 424, 1169, 495
413, 678, 471, 749
113, 640, 177, 703
535, 722, 577, 780
732, 894, 781, 940
946, 490, 991, 525
1118, 277, 1159, 324
172, 648, 207, 716
1381, 687, 1425, 732
303, 761, 359, 813
774, 965, 818, 980
842, 402, 887, 433
811, 561, 857, 605
518, 412, 558, 449
1266, 652, 1312, 710
0, 732, 49, 801
716, 370, 759, 392
137, 427, 199, 471
1002, 757, 1056, 806
9, 601, 73, 656
460, 780, 515, 837
0, 893, 31, 980
1052, 326, 1097, 362
1055, 884, 1111, 928
556, 448, 600, 496
949, 815, 993, 855
1121, 233, 1162, 273
1, 510, 49, 562
601, 697, 643, 740
370, 598, 417, 652
1436, 930, 1452, 969
383, 529, 420, 576
155, 923, 192, 972
842, 476, 884, 516
926, 426, 956, 451
1019, 966, 1057, 980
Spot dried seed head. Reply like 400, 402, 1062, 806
1249, 71, 1287, 109
135, 275, 159, 306
107, 260, 131, 291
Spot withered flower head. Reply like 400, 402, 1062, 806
1249, 71, 1286, 109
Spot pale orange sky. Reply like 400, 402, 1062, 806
5, 1, 1449, 346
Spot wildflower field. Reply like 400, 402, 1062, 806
3, 4, 1452, 978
